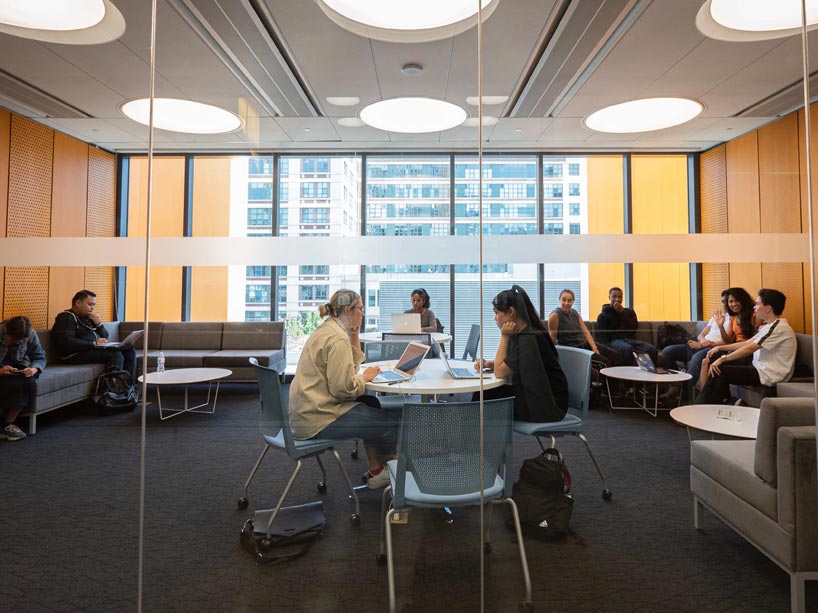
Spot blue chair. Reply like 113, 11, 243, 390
512, 345, 612, 501
462, 323, 480, 361
239, 359, 361, 549
378, 398, 532, 612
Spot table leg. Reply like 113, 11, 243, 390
157, 381, 221, 420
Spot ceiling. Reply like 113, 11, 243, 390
1, 0, 817, 153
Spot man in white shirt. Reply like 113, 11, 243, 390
695, 289, 796, 405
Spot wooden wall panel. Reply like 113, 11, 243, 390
87, 147, 116, 237
8, 116, 52, 238
729, 264, 763, 300
4, 267, 49, 329
0, 109, 9, 311
51, 132, 88, 237
125, 266, 183, 322
85, 266, 115, 323
797, 106, 818, 333
726, 132, 760, 233
758, 113, 801, 234
699, 146, 729, 315
190, 267, 229, 321
587, 156, 625, 312
633, 263, 690, 321
702, 263, 729, 317
48, 267, 86, 326
192, 156, 231, 237
762, 263, 805, 332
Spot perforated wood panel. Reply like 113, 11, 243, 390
9, 116, 52, 238
4, 267, 49, 329
758, 114, 801, 233
762, 263, 805, 332
85, 266, 114, 322
87, 147, 116, 237
701, 263, 729, 317
699, 146, 729, 316
726, 132, 760, 233
0, 109, 10, 239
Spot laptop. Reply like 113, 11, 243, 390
391, 313, 422, 334
103, 329, 144, 349
441, 352, 480, 379
633, 352, 669, 374
370, 341, 431, 383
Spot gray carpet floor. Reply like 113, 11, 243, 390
2, 384, 815, 612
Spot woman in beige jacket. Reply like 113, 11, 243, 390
289, 289, 396, 489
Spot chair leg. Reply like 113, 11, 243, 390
265, 458, 303, 538
329, 448, 361, 522
573, 433, 612, 500
242, 445, 270, 499
484, 504, 494, 551
315, 453, 328, 488
385, 507, 398, 613
379, 486, 392, 558
693, 496, 703, 530
498, 498, 532, 605
790, 573, 805, 613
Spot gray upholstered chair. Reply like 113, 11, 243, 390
690, 397, 817, 612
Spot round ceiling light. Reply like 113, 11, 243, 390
121, 98, 243, 134
0, 0, 124, 44
317, 0, 500, 43
697, 0, 818, 41
584, 97, 703, 134
360, 98, 467, 133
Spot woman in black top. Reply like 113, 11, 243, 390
476, 285, 568, 422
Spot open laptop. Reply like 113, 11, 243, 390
103, 329, 144, 349
370, 341, 431, 383
391, 313, 422, 334
633, 352, 669, 374
441, 351, 480, 379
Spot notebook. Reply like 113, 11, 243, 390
103, 329, 144, 349
633, 352, 669, 374
391, 313, 422, 334
441, 352, 480, 379
370, 341, 430, 383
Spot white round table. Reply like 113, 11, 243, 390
670, 404, 760, 440
600, 366, 692, 417
364, 358, 505, 399
360, 331, 452, 344
139, 367, 232, 420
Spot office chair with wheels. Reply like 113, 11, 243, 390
239, 359, 362, 549
378, 398, 532, 612
363, 340, 411, 362
462, 324, 480, 361
382, 332, 437, 358
512, 345, 612, 501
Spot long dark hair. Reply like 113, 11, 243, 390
493, 285, 546, 333
721, 287, 755, 339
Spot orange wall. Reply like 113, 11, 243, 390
587, 156, 625, 313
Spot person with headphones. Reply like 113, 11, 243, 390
405, 288, 439, 333
289, 289, 397, 489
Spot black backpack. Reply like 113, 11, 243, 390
507, 448, 573, 541
657, 321, 691, 349
93, 370, 138, 411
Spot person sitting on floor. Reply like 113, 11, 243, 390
548, 288, 618, 366
596, 286, 659, 366
0, 316, 46, 441
51, 289, 136, 380
476, 285, 568, 423
289, 289, 397, 489
695, 288, 795, 405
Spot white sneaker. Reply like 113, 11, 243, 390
366, 465, 390, 489
0, 423, 26, 441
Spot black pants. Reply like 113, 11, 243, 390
695, 354, 766, 404
64, 347, 137, 380
0, 374, 38, 411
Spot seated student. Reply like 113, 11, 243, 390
695, 289, 795, 405
289, 289, 397, 489
547, 288, 618, 366
476, 285, 568, 423
596, 286, 658, 366
0, 316, 46, 441
404, 288, 439, 333
51, 290, 136, 380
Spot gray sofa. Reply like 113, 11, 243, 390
690, 397, 817, 612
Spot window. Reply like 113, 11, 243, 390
247, 207, 272, 226
368, 289, 376, 307
569, 223, 581, 235
300, 208, 330, 223
568, 183, 580, 196
248, 157, 272, 175
300, 285, 329, 301
301, 182, 330, 199
302, 158, 329, 173
543, 164, 563, 178
246, 285, 271, 303
543, 184, 563, 199
245, 311, 269, 322
300, 265, 329, 275
544, 223, 564, 235
246, 266, 271, 278
279, 183, 289, 203
569, 203, 580, 216
248, 182, 272, 201
568, 163, 580, 176
279, 158, 289, 176
544, 203, 563, 218
279, 208, 288, 227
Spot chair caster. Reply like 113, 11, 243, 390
259, 538, 273, 552
376, 553, 387, 566
350, 513, 361, 527
237, 497, 249, 509
602, 489, 613, 501
317, 481, 327, 493
351, 449, 359, 460
519, 601, 534, 612
483, 543, 492, 554
243, 518, 254, 530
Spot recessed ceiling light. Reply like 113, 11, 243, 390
514, 128, 523, 132
326, 96, 360, 107
120, 98, 243, 134
317, 0, 500, 43
401, 63, 424, 77
584, 97, 703, 133
697, 0, 818, 41
0, 0, 124, 43
461, 116, 499, 127
466, 95, 509, 106
360, 98, 467, 133
337, 117, 365, 127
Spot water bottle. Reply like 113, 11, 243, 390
156, 352, 165, 373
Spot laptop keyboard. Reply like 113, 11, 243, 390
375, 370, 407, 382
451, 367, 476, 378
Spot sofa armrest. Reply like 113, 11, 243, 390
776, 425, 818, 571
754, 397, 816, 486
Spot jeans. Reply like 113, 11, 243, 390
610, 339, 658, 366
316, 396, 398, 456
694, 353, 766, 404
64, 346, 137, 380
0, 373, 38, 411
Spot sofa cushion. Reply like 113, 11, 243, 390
160, 322, 223, 350
203, 349, 285, 369
221, 322, 285, 350
691, 439, 777, 520
34, 364, 103, 395
36, 329, 59, 365
729, 384, 775, 408
792, 333, 814, 380
776, 381, 815, 398
119, 321, 163, 350
151, 350, 216, 369
754, 398, 817, 486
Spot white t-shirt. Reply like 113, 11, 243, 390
751, 318, 796, 386
703, 314, 731, 343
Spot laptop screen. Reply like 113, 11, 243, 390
394, 341, 430, 374
633, 352, 656, 373
391, 313, 422, 334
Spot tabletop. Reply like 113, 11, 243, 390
364, 358, 505, 396
601, 366, 692, 384
670, 404, 760, 439
139, 368, 232, 385
360, 331, 452, 344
